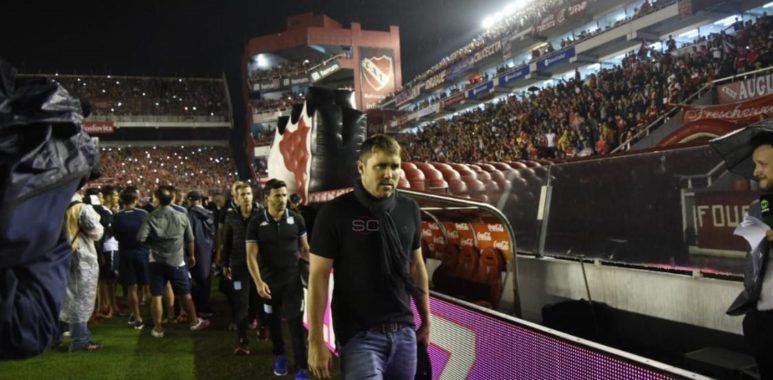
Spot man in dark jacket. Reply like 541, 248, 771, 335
728, 132, 773, 379
187, 191, 215, 317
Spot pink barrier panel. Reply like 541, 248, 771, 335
412, 295, 684, 380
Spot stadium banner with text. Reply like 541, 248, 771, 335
283, 77, 310, 86
693, 191, 757, 251
536, 47, 576, 71
82, 120, 115, 135
682, 93, 773, 124
310, 61, 341, 83
717, 72, 773, 104
467, 80, 495, 99
533, 0, 588, 35
416, 103, 441, 119
443, 91, 466, 108
498, 65, 530, 87
424, 70, 447, 92
396, 85, 422, 107
445, 57, 476, 81
359, 47, 397, 110
471, 40, 502, 64
258, 79, 280, 91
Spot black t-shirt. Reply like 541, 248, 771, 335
310, 192, 421, 345
113, 208, 149, 254
246, 209, 306, 286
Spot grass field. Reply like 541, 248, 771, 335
0, 286, 341, 380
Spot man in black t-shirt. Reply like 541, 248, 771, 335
308, 135, 431, 379
246, 179, 310, 378
114, 187, 150, 330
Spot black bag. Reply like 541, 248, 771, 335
0, 58, 98, 359
415, 341, 432, 380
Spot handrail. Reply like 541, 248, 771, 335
611, 82, 710, 154
612, 65, 773, 154
679, 161, 727, 189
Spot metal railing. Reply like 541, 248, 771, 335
612, 65, 773, 154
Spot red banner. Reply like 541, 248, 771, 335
694, 191, 757, 251
82, 120, 115, 135
443, 91, 465, 108
717, 72, 773, 104
682, 93, 773, 124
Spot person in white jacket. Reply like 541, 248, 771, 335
60, 193, 104, 352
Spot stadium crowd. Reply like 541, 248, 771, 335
250, 92, 306, 113
397, 0, 674, 96
404, 14, 772, 162
48, 76, 229, 118
248, 53, 347, 83
98, 146, 238, 196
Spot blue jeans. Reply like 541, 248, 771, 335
340, 327, 417, 380
69, 322, 91, 350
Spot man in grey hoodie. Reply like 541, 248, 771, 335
138, 185, 210, 338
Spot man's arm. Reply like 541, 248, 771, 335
299, 235, 310, 261
246, 242, 271, 299
137, 216, 151, 244
215, 222, 225, 264
307, 253, 334, 379
411, 247, 431, 346
185, 219, 196, 267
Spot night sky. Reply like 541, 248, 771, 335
2, 0, 511, 82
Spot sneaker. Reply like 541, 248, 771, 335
190, 318, 210, 331
257, 325, 269, 341
127, 314, 135, 326
151, 328, 164, 338
63, 331, 71, 338
132, 320, 144, 330
233, 341, 251, 355
69, 341, 102, 352
294, 369, 310, 380
273, 355, 288, 376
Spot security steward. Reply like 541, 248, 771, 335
246, 179, 310, 379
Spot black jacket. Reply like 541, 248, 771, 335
222, 203, 262, 267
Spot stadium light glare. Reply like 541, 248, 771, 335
678, 29, 699, 38
765, 1, 773, 7
713, 15, 739, 27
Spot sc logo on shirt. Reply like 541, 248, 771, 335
352, 217, 379, 233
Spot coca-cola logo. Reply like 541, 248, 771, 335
460, 238, 474, 246
494, 240, 510, 251
433, 236, 445, 245
429, 223, 439, 230
487, 224, 505, 232
447, 230, 459, 239
455, 223, 470, 231
477, 231, 492, 241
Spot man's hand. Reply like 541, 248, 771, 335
416, 323, 431, 346
255, 279, 271, 299
766, 230, 773, 242
188, 255, 197, 268
308, 340, 333, 379
223, 266, 232, 280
